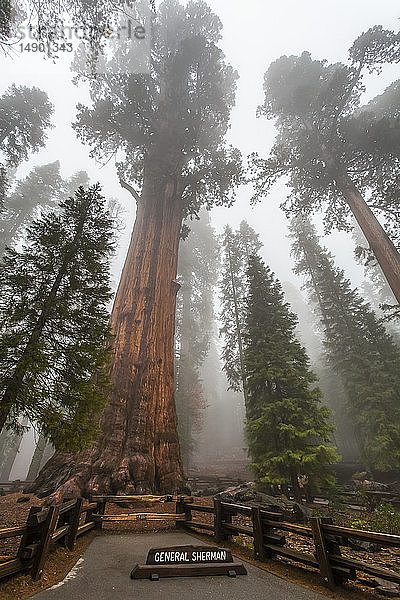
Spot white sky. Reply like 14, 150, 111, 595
2, 0, 400, 290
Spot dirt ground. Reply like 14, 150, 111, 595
1, 493, 400, 600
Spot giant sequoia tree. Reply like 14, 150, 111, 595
251, 26, 400, 303
290, 216, 400, 470
31, 0, 242, 498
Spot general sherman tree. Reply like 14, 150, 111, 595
251, 26, 400, 303
31, 0, 242, 498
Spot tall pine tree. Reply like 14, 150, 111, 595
219, 222, 261, 404
290, 216, 400, 471
244, 254, 338, 498
0, 184, 115, 453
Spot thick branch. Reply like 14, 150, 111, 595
119, 179, 141, 203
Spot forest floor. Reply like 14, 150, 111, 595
0, 493, 399, 599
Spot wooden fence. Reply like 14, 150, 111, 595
0, 495, 190, 583
2, 495, 400, 589
0, 498, 103, 582
182, 498, 400, 588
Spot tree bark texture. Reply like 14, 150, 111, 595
27, 173, 185, 499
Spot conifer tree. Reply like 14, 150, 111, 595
219, 222, 261, 404
244, 254, 338, 497
0, 184, 115, 452
290, 216, 400, 470
175, 210, 218, 468
0, 85, 53, 207
31, 0, 243, 498
0, 162, 90, 255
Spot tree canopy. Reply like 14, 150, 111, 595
73, 0, 243, 214
0, 85, 53, 207
251, 26, 400, 302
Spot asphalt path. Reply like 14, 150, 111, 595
32, 531, 329, 600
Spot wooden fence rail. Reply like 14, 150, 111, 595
183, 498, 400, 589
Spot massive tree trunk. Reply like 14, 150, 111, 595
26, 171, 185, 499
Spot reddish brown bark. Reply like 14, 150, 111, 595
27, 172, 185, 499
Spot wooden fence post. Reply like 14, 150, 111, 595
95, 500, 106, 531
252, 507, 265, 561
310, 517, 335, 588
214, 498, 223, 542
17, 506, 42, 567
31, 505, 60, 581
176, 497, 192, 528
66, 498, 83, 551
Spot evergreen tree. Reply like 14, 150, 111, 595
290, 216, 400, 471
0, 184, 115, 452
175, 209, 218, 469
282, 281, 361, 463
244, 254, 338, 497
0, 85, 53, 207
31, 0, 243, 498
0, 162, 89, 255
219, 222, 261, 402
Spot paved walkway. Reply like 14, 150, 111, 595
33, 531, 328, 600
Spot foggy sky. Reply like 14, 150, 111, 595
2, 0, 400, 290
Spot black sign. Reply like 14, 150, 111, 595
146, 545, 233, 565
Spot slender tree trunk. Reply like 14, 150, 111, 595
335, 173, 400, 305
290, 470, 302, 503
26, 434, 47, 481
27, 172, 185, 499
227, 243, 249, 409
0, 431, 23, 481
177, 281, 193, 473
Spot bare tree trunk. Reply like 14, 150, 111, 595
336, 174, 400, 305
0, 431, 23, 481
27, 173, 185, 499
26, 434, 47, 482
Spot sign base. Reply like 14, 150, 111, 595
130, 544, 247, 580
130, 561, 247, 579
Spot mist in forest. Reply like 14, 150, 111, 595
1, 0, 399, 488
